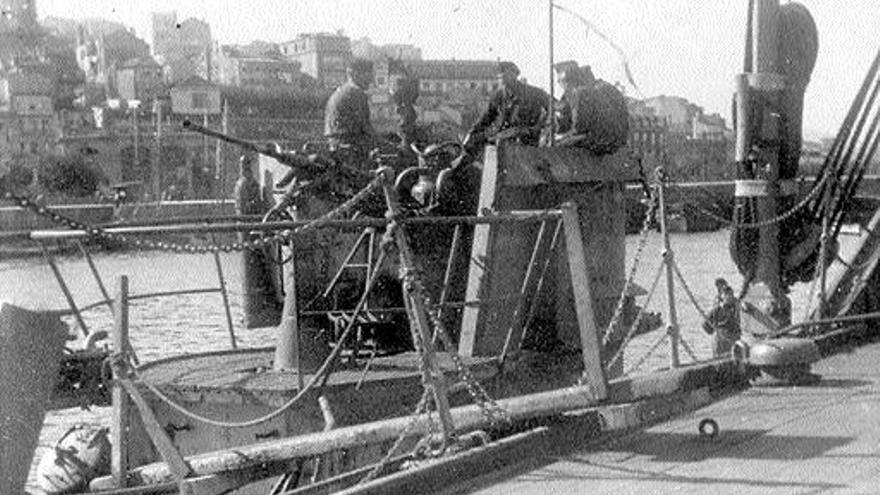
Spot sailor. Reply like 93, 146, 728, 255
465, 60, 550, 153
702, 278, 742, 357
233, 153, 267, 215
553, 63, 629, 155
553, 60, 584, 135
324, 58, 378, 167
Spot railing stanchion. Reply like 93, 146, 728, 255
656, 168, 681, 368
111, 275, 131, 488
211, 234, 237, 349
435, 223, 463, 341
78, 239, 113, 310
39, 240, 90, 338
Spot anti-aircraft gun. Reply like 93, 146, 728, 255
182, 118, 481, 353
182, 119, 380, 214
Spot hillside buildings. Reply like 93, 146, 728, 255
280, 32, 351, 90
0, 1, 745, 201
151, 12, 212, 83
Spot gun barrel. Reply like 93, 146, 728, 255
182, 119, 266, 153
181, 119, 318, 173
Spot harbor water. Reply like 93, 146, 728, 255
4, 228, 844, 494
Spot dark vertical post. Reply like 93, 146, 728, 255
111, 276, 131, 488
548, 0, 556, 145
152, 101, 163, 202
656, 169, 680, 367
743, 0, 790, 326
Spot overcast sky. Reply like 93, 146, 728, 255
38, 0, 878, 139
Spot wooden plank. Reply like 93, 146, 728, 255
118, 379, 192, 480
560, 203, 607, 400
459, 146, 501, 356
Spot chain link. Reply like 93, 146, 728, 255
671, 174, 828, 229
604, 260, 665, 373
602, 193, 658, 347
669, 258, 712, 326
414, 276, 512, 427
3, 176, 382, 254
359, 389, 432, 485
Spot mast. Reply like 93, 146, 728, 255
738, 0, 789, 325
548, 0, 555, 145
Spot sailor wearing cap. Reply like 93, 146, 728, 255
465, 60, 550, 152
703, 278, 742, 357
324, 58, 378, 165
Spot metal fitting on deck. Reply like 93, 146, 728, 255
732, 337, 821, 386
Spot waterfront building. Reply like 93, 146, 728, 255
212, 44, 302, 90
151, 12, 212, 84
75, 26, 151, 104
366, 58, 497, 136
0, 71, 58, 173
0, 0, 37, 32
351, 37, 422, 66
280, 32, 351, 90
115, 56, 164, 103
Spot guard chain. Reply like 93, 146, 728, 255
359, 389, 432, 486
3, 176, 382, 254
604, 260, 665, 373
669, 259, 712, 327
602, 192, 658, 347
671, 173, 828, 229
413, 275, 512, 427
392, 241, 510, 427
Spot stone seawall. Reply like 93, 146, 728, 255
0, 200, 236, 233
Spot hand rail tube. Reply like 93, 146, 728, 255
29, 211, 564, 241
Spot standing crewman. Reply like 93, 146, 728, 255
702, 278, 742, 357
465, 61, 549, 152
324, 58, 379, 167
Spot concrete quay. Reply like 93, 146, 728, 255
463, 339, 880, 495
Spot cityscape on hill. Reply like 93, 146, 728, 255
0, 0, 830, 203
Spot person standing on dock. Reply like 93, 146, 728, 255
702, 278, 742, 357
233, 153, 267, 215
324, 58, 378, 168
465, 61, 550, 153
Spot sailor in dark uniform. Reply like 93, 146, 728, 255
466, 61, 550, 151
324, 58, 377, 167
553, 60, 584, 135
703, 278, 742, 357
